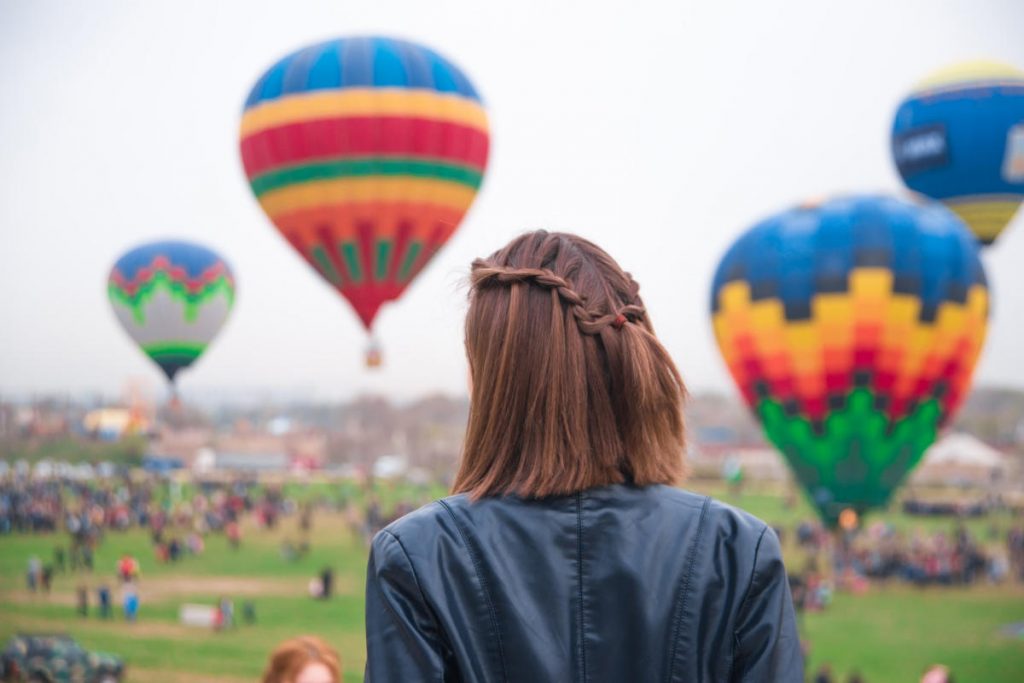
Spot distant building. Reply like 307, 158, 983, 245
195, 451, 290, 474
911, 432, 1010, 487
688, 443, 790, 481
83, 408, 149, 441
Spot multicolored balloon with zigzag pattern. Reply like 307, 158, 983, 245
710, 195, 989, 525
108, 240, 235, 385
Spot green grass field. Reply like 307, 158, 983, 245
1, 483, 1022, 682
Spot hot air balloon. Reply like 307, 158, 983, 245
892, 60, 1024, 245
108, 240, 235, 391
239, 37, 490, 365
710, 195, 988, 525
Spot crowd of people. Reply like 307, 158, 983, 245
4, 469, 1019, 682
786, 518, 1024, 593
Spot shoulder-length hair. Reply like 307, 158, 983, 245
453, 230, 686, 499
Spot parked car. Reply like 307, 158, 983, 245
1, 634, 124, 683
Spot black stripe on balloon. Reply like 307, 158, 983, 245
945, 281, 968, 305
750, 279, 778, 301
933, 381, 948, 400
814, 272, 848, 293
892, 273, 920, 295
828, 394, 847, 411
854, 248, 890, 267
725, 262, 747, 281
854, 371, 871, 387
811, 419, 825, 437
919, 301, 939, 323
783, 399, 800, 417
783, 299, 812, 321
754, 381, 770, 399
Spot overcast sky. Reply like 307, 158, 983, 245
2, 0, 1024, 403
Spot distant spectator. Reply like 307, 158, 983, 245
123, 582, 139, 622
813, 664, 834, 683
118, 554, 139, 582
320, 567, 334, 600
155, 542, 169, 563
226, 520, 241, 549
168, 537, 182, 562
41, 564, 53, 593
847, 671, 865, 683
98, 584, 112, 619
261, 636, 340, 683
187, 532, 204, 555
26, 555, 41, 592
242, 600, 257, 625
76, 584, 88, 617
53, 545, 65, 573
218, 596, 235, 630
81, 545, 94, 571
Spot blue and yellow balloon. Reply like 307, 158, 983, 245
892, 60, 1024, 245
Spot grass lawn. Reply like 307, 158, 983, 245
1, 483, 1022, 682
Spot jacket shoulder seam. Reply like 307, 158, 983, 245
437, 498, 509, 683
666, 495, 711, 682
379, 528, 431, 608
575, 492, 588, 683
728, 523, 770, 678
372, 529, 446, 683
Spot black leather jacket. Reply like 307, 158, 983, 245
365, 484, 803, 682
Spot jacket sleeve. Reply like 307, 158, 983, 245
731, 527, 804, 682
365, 529, 449, 682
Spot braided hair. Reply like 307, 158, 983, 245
454, 230, 687, 499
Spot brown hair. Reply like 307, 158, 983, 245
453, 230, 686, 499
261, 636, 340, 683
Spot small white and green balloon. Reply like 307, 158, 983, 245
108, 240, 234, 388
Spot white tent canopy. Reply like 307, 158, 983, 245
923, 433, 1006, 468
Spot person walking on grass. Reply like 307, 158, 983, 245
122, 581, 139, 622
319, 567, 333, 600
76, 584, 88, 617
40, 564, 53, 593
26, 555, 41, 592
98, 583, 112, 619
364, 231, 803, 682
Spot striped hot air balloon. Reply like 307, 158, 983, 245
710, 195, 988, 525
239, 37, 490, 362
892, 60, 1024, 246
108, 240, 235, 387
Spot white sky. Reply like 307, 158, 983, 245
2, 0, 1024, 403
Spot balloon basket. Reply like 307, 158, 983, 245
365, 342, 383, 369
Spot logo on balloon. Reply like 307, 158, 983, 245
892, 124, 949, 175
1003, 124, 1024, 182
892, 60, 1024, 245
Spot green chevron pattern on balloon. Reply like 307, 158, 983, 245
758, 387, 940, 525
108, 241, 235, 384
108, 270, 235, 325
